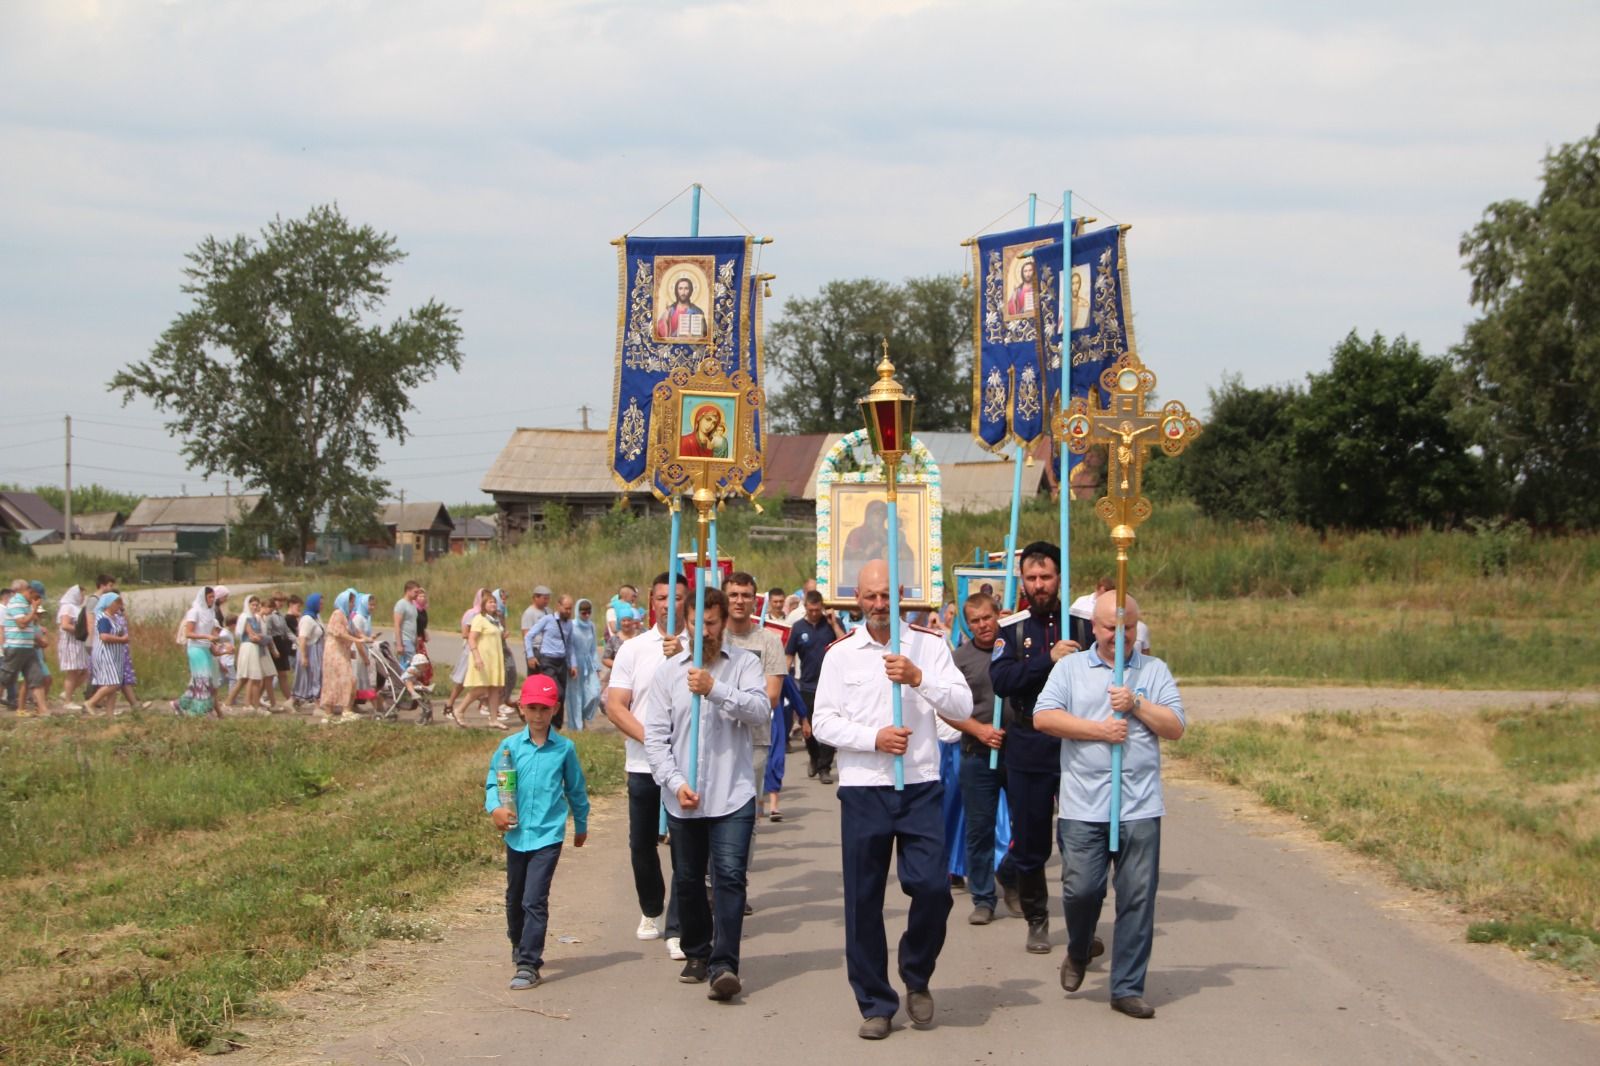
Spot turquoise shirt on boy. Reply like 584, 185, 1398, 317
484, 727, 591, 851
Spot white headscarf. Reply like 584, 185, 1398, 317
236, 595, 260, 637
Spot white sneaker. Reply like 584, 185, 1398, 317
478, 706, 491, 717
636, 915, 661, 941
666, 936, 685, 960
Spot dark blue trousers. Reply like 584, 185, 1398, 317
839, 781, 952, 1019
669, 799, 756, 978
1005, 765, 1059, 923
505, 842, 562, 970
959, 751, 1016, 910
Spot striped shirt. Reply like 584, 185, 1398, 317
4, 596, 39, 650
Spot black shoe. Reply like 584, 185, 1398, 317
743, 901, 754, 916
905, 988, 935, 1029
949, 874, 967, 893
678, 958, 708, 983
708, 969, 742, 1001
819, 768, 835, 785
1059, 953, 1087, 993
807, 763, 818, 778
999, 879, 1023, 918
1110, 995, 1155, 1019
1025, 920, 1050, 954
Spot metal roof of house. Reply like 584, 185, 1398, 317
0, 491, 67, 533
125, 494, 264, 529
381, 501, 454, 533
451, 515, 498, 540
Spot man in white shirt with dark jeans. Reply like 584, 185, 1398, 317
605, 572, 687, 957
812, 560, 973, 1040
645, 586, 770, 1001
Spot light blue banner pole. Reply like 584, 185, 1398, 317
688, 558, 708, 790
690, 183, 701, 237
1111, 589, 1126, 853
990, 193, 1037, 770
707, 516, 719, 589
1060, 190, 1073, 597
887, 487, 905, 791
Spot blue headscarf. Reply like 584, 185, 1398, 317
96, 591, 121, 612
356, 592, 372, 621
305, 593, 323, 618
493, 588, 507, 618
334, 588, 357, 619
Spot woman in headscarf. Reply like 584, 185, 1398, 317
444, 587, 485, 723
462, 588, 506, 729
350, 592, 377, 710
293, 592, 325, 709
320, 588, 359, 722
567, 597, 602, 730
85, 591, 145, 714
55, 585, 89, 711
494, 587, 519, 722
173, 586, 222, 717
230, 595, 271, 714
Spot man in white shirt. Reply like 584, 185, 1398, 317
604, 571, 687, 955
645, 586, 770, 1000
812, 560, 974, 1040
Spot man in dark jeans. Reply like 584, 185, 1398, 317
605, 572, 689, 957
784, 590, 845, 784
527, 595, 576, 729
944, 591, 1019, 925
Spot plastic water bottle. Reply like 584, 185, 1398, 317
496, 748, 518, 827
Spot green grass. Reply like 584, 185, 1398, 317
0, 716, 624, 1065
1170, 703, 1600, 975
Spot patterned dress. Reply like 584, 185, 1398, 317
90, 613, 136, 687
56, 604, 88, 672
320, 609, 356, 712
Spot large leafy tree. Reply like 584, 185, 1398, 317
765, 275, 971, 432
1456, 126, 1600, 528
110, 204, 462, 560
1290, 330, 1481, 530
1175, 374, 1302, 522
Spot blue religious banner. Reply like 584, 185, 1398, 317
970, 223, 1059, 452
609, 235, 765, 494
1032, 224, 1137, 475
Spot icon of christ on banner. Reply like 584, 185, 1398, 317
653, 257, 713, 342
1002, 239, 1050, 322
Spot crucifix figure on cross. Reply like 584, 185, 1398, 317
1055, 355, 1200, 534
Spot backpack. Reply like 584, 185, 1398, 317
74, 603, 90, 643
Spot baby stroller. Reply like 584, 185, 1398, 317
371, 639, 435, 724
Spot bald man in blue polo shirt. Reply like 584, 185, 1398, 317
1033, 592, 1185, 1021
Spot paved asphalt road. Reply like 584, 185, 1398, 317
231, 744, 1600, 1065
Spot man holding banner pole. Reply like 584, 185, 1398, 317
812, 560, 973, 1039
989, 541, 1100, 960
605, 571, 688, 955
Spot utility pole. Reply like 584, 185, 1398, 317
63, 415, 73, 550
399, 488, 406, 562
224, 479, 231, 554
578, 404, 592, 430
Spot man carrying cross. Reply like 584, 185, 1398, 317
1032, 591, 1185, 1019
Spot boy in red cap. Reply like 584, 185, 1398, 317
486, 673, 590, 990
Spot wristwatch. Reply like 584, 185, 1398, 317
1132, 694, 1143, 714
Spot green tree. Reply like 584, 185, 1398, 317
109, 204, 462, 561
765, 275, 971, 432
1173, 374, 1302, 521
1290, 331, 1481, 530
1456, 126, 1600, 528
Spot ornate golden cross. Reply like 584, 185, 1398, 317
1053, 354, 1201, 542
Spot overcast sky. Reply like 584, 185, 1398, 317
3, 0, 1596, 506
